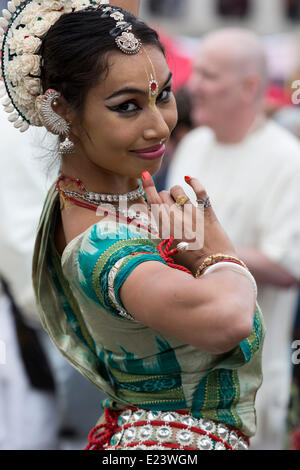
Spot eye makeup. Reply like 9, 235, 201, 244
106, 83, 173, 116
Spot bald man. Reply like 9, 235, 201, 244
167, 28, 300, 450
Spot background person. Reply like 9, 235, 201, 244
167, 27, 300, 450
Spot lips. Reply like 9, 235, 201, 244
131, 143, 166, 160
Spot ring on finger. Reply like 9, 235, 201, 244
175, 194, 189, 208
197, 197, 211, 209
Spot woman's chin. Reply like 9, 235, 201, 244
141, 157, 164, 176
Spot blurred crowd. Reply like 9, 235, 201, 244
1, 0, 300, 451
161, 27, 300, 452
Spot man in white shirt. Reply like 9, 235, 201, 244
167, 28, 300, 450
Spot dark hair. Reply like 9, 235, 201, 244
40, 7, 164, 114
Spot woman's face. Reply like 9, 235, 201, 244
71, 45, 178, 179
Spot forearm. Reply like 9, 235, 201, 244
236, 247, 298, 287
171, 270, 256, 354
121, 262, 255, 354
111, 0, 140, 16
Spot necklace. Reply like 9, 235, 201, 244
56, 172, 145, 203
60, 192, 159, 235
62, 185, 145, 204
55, 173, 193, 277
56, 173, 158, 235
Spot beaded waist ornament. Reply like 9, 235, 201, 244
0, 0, 142, 132
86, 407, 249, 451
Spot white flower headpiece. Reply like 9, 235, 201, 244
0, 0, 114, 132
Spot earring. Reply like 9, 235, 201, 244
39, 89, 69, 134
38, 89, 75, 155
59, 136, 75, 155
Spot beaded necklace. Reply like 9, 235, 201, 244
55, 172, 193, 276
56, 172, 158, 236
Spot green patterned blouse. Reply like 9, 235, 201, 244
32, 184, 265, 438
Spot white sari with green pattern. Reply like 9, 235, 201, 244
33, 183, 265, 439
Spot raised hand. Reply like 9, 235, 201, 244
142, 171, 236, 274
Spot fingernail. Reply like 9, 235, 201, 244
142, 171, 151, 181
184, 176, 192, 182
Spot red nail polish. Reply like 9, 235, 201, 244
185, 176, 192, 182
142, 171, 151, 181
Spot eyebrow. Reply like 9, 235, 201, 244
105, 72, 173, 100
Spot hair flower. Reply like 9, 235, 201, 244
0, 0, 140, 132
23, 35, 42, 54
31, 18, 52, 36
43, 0, 72, 11
14, 84, 37, 107
20, 54, 41, 76
7, 28, 32, 54
20, 3, 43, 24
72, 0, 90, 11
23, 77, 42, 96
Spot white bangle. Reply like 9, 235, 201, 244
202, 262, 258, 299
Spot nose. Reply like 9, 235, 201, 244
143, 108, 171, 142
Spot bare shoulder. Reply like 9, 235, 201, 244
54, 205, 105, 256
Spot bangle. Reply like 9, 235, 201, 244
195, 254, 248, 279
202, 262, 258, 299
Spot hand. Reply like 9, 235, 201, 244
183, 176, 236, 265
142, 172, 236, 273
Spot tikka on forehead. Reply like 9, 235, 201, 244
142, 47, 159, 110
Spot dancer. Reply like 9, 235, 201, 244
0, 0, 264, 450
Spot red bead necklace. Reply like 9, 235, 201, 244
56, 172, 193, 276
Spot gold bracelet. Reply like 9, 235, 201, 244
195, 254, 249, 278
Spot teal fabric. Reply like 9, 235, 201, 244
77, 222, 166, 317
32, 184, 265, 437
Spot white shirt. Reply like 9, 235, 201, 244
167, 121, 300, 381
0, 107, 60, 449
0, 107, 58, 323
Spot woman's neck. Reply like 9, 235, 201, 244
60, 156, 140, 195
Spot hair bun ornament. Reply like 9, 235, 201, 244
0, 0, 107, 132
102, 6, 142, 55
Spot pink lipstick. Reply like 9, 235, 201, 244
131, 143, 166, 160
